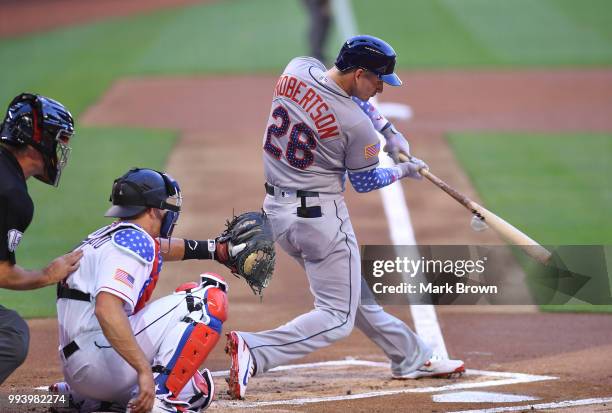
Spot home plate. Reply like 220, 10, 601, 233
212, 359, 556, 409
433, 391, 539, 403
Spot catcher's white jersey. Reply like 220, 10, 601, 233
263, 57, 381, 193
56, 223, 156, 349
56, 223, 219, 409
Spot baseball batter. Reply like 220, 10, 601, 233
226, 35, 464, 399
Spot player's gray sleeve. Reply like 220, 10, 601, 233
344, 118, 381, 172
287, 56, 326, 72
0, 305, 29, 384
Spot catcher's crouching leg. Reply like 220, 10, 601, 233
152, 277, 228, 412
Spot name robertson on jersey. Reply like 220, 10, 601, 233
273, 74, 339, 139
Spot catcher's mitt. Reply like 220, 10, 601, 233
216, 211, 275, 295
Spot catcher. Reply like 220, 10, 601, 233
51, 167, 274, 413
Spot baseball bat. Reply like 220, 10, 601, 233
398, 153, 552, 264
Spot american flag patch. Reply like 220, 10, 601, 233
364, 142, 381, 159
113, 269, 135, 288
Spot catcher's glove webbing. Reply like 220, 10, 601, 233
216, 211, 275, 295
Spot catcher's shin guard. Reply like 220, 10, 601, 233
155, 322, 219, 396
154, 284, 228, 409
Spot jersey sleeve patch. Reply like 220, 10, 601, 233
113, 268, 135, 288
364, 142, 381, 159
111, 229, 155, 264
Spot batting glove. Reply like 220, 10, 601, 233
397, 157, 428, 180
381, 124, 411, 163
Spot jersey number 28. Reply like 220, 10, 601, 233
264, 105, 317, 170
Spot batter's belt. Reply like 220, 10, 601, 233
264, 183, 322, 218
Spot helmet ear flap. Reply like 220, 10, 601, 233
8, 112, 34, 146
1, 94, 37, 147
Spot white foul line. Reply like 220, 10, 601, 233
448, 396, 612, 413
211, 358, 556, 408
330, 0, 358, 40
331, 0, 449, 360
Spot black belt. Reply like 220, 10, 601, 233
264, 183, 319, 198
62, 340, 79, 360
57, 284, 91, 302
264, 183, 322, 218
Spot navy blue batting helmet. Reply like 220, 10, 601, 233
0, 93, 74, 186
334, 35, 401, 86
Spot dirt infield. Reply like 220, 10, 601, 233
4, 69, 612, 412
4, 1, 612, 412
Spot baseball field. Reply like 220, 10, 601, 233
1, 0, 611, 412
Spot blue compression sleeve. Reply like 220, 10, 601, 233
351, 96, 390, 132
348, 167, 401, 193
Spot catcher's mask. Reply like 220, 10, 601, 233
0, 93, 74, 186
334, 35, 401, 86
105, 168, 182, 238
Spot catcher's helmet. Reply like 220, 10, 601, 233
105, 168, 182, 238
0, 93, 74, 186
334, 35, 401, 86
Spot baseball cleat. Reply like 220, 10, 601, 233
48, 382, 80, 413
392, 358, 465, 380
49, 381, 71, 393
225, 331, 254, 399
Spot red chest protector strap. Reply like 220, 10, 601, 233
134, 239, 162, 313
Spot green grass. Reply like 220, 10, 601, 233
0, 0, 311, 115
0, 0, 308, 317
2, 0, 612, 317
353, 0, 612, 68
0, 128, 177, 318
447, 133, 612, 244
447, 132, 612, 312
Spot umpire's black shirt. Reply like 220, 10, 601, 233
0, 147, 33, 265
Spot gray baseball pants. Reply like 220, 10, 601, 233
239, 193, 431, 376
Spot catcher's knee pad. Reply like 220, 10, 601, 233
175, 272, 228, 295
173, 273, 228, 331
203, 283, 228, 325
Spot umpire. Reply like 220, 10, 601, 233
0, 93, 82, 384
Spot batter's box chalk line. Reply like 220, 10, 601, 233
448, 396, 612, 413
212, 358, 557, 408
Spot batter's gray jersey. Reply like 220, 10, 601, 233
262, 57, 382, 193
241, 56, 433, 378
